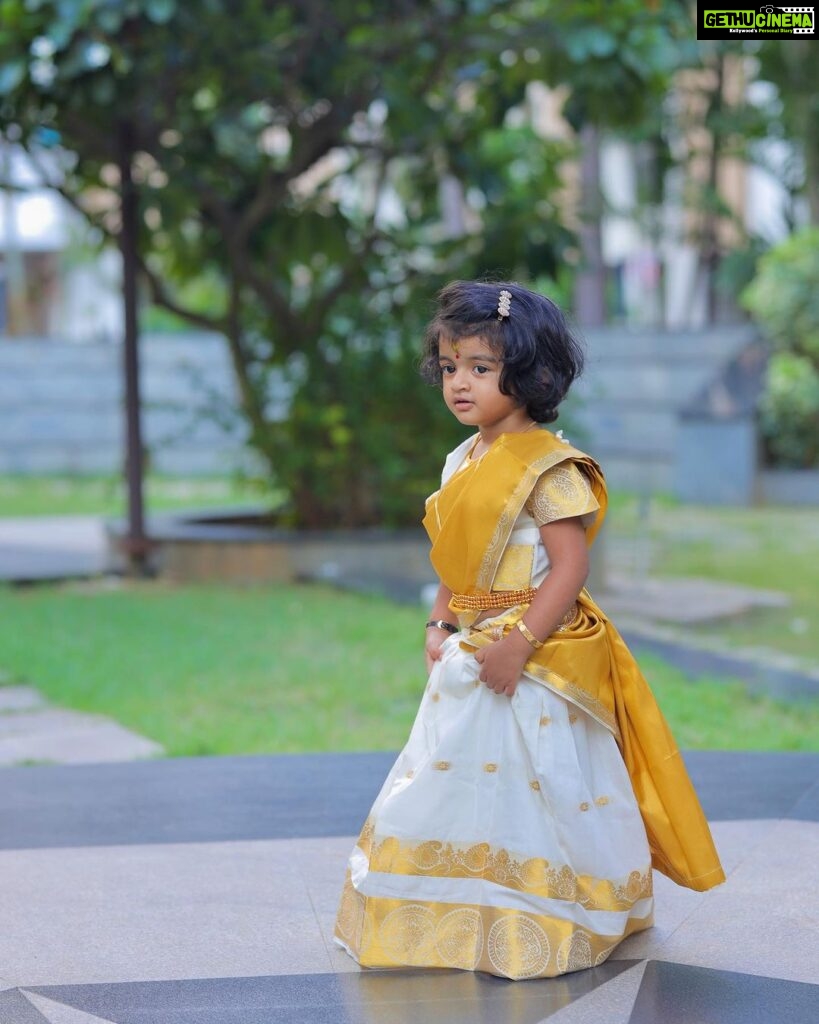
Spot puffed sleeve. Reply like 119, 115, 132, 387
524, 460, 600, 529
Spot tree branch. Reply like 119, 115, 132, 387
303, 155, 390, 337
138, 257, 227, 334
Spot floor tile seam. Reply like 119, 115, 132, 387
19, 989, 85, 1022
783, 778, 819, 820
299, 868, 341, 974
19, 969, 334, 993
723, 814, 819, 869
547, 959, 648, 1023
0, 834, 359, 857
717, 817, 790, 878
642, 886, 709, 950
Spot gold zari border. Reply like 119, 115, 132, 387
363, 827, 652, 913
335, 871, 654, 980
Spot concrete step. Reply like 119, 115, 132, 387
582, 325, 755, 362
568, 326, 758, 484
574, 365, 713, 403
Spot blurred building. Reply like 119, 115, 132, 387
525, 57, 801, 330
0, 57, 803, 343
0, 139, 120, 342
0, 60, 808, 493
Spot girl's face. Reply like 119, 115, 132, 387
438, 335, 531, 437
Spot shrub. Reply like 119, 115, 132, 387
741, 228, 819, 468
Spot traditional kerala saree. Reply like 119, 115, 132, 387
334, 428, 724, 980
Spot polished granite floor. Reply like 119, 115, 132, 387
1, 750, 817, 1023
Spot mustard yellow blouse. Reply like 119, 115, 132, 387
523, 461, 601, 529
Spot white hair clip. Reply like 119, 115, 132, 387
497, 289, 512, 320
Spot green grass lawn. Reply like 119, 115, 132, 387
0, 581, 816, 757
4, 476, 815, 670
607, 496, 819, 668
0, 474, 282, 518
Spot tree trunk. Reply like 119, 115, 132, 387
574, 123, 606, 327
118, 119, 150, 576
700, 55, 724, 325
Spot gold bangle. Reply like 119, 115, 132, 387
516, 619, 544, 649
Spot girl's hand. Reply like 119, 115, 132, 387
425, 627, 451, 674
474, 628, 532, 697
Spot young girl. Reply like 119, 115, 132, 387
334, 280, 724, 981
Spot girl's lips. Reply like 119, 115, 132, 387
454, 399, 473, 408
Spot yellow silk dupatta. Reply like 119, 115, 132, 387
422, 430, 726, 893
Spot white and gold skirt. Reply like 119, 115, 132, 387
334, 628, 654, 980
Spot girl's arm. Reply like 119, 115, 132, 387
475, 517, 589, 696
520, 516, 589, 640
425, 580, 456, 673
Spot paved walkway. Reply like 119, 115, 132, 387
0, 685, 163, 766
0, 516, 110, 582
0, 749, 817, 1023
2, 517, 817, 1020
0, 514, 816, 773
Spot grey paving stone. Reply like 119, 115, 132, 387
0, 686, 48, 712
652, 888, 819, 986
701, 819, 779, 878
1, 750, 817, 854
598, 574, 789, 625
0, 840, 332, 985
610, 873, 705, 965
0, 749, 815, 1024
0, 752, 397, 851
620, 629, 819, 701
21, 992, 118, 1023
628, 961, 819, 1024
548, 961, 647, 1024
23, 963, 639, 1024
0, 709, 164, 766
789, 779, 819, 823
0, 517, 109, 582
647, 820, 819, 985
0, 988, 50, 1022
680, 751, 819, 823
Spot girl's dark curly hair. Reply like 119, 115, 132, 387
420, 280, 585, 423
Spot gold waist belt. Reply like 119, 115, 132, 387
450, 587, 539, 610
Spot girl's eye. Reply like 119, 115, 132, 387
473, 365, 490, 374
440, 364, 455, 375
